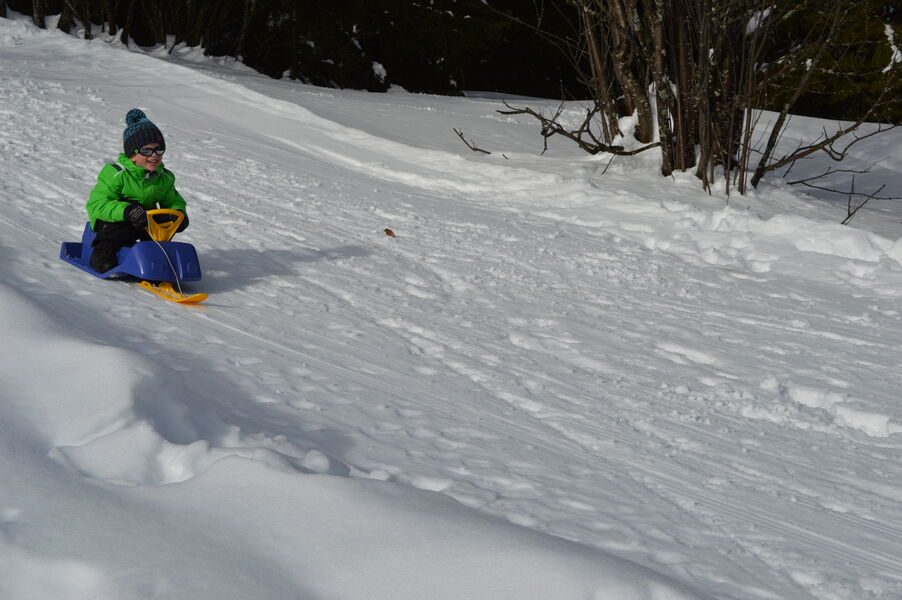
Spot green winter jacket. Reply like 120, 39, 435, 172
86, 153, 187, 228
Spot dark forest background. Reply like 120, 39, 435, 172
3, 1, 583, 96
3, 0, 900, 122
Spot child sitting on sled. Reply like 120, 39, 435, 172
86, 109, 189, 272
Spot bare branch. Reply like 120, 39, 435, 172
796, 181, 898, 201
787, 159, 887, 185
453, 128, 491, 155
786, 164, 900, 226
841, 180, 889, 226
828, 124, 900, 160
498, 101, 660, 156
760, 120, 897, 179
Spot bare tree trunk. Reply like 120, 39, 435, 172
82, 0, 93, 40
694, 0, 713, 188
581, 8, 620, 143
154, 0, 165, 45
690, 0, 745, 191
183, 0, 195, 45
194, 1, 211, 48
201, 2, 223, 52
290, 2, 301, 79
169, 0, 184, 45
735, 1, 773, 194
137, 0, 161, 45
642, 0, 675, 175
605, 0, 654, 143
33, 0, 46, 28
672, 0, 696, 170
709, 7, 745, 193
58, 1, 74, 33
236, 0, 256, 57
121, 0, 136, 45
104, 0, 117, 36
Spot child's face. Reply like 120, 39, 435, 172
131, 143, 163, 172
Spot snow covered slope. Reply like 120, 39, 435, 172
2, 14, 902, 600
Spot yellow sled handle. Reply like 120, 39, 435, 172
145, 209, 185, 242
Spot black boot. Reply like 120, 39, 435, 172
90, 240, 118, 273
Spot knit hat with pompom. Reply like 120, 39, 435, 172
122, 108, 165, 155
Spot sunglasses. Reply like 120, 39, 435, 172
136, 146, 165, 157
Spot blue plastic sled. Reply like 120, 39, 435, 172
60, 222, 202, 283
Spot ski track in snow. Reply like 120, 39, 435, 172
2, 17, 902, 600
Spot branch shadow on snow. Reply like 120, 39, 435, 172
199, 245, 371, 294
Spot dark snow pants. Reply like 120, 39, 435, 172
91, 220, 151, 250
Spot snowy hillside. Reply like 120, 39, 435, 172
2, 14, 902, 600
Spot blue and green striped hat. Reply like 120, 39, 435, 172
122, 108, 165, 155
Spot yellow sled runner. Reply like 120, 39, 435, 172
139, 280, 208, 304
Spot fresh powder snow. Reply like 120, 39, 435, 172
1, 13, 901, 600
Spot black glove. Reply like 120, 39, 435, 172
176, 213, 189, 233
123, 204, 147, 228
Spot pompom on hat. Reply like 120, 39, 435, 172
122, 108, 165, 155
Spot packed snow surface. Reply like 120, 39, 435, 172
2, 14, 902, 600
